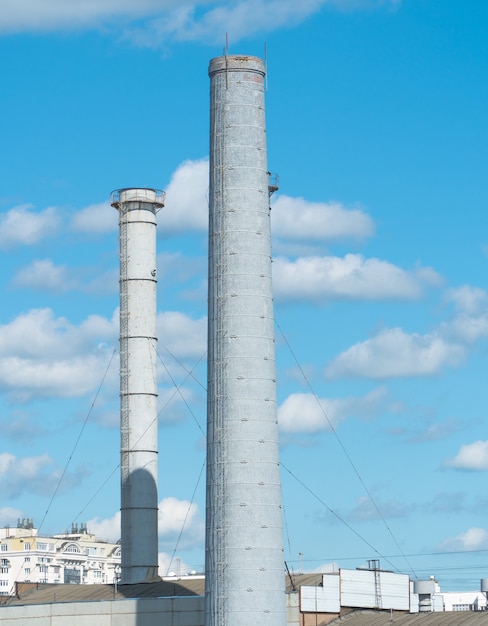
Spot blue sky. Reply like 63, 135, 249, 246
1, 0, 488, 592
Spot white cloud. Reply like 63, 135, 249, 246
156, 385, 204, 427
0, 507, 24, 526
157, 311, 207, 359
158, 496, 203, 538
82, 268, 119, 295
0, 409, 49, 442
307, 562, 339, 574
0, 205, 59, 249
347, 495, 408, 522
273, 254, 440, 303
87, 495, 205, 550
161, 158, 209, 235
0, 307, 206, 401
445, 440, 488, 471
447, 312, 488, 344
87, 511, 121, 543
326, 327, 465, 379
127, 0, 400, 47
445, 285, 488, 315
71, 201, 116, 234
72, 159, 209, 238
271, 196, 374, 242
0, 308, 117, 359
12, 259, 74, 292
136, 0, 324, 45
278, 387, 387, 434
12, 260, 118, 295
439, 527, 488, 552
0, 0, 401, 39
0, 452, 77, 498
0, 0, 177, 34
0, 308, 118, 400
408, 420, 460, 444
157, 251, 206, 286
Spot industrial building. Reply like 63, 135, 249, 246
1, 567, 488, 625
1, 51, 486, 626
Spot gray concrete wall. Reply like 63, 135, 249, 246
0, 596, 205, 626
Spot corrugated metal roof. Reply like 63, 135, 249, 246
3, 573, 322, 606
285, 572, 325, 590
2, 579, 205, 606
328, 609, 488, 625
8, 577, 486, 625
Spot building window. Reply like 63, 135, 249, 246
453, 604, 470, 611
24, 568, 30, 574
64, 568, 81, 584
0, 559, 9, 567
65, 544, 80, 554
39, 565, 48, 574
25, 557, 30, 562
0, 568, 8, 574
0, 545, 7, 552
24, 542, 31, 551
36, 542, 48, 551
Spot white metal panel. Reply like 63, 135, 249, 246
432, 594, 444, 612
300, 575, 340, 613
341, 569, 376, 609
340, 569, 409, 610
410, 582, 419, 613
323, 573, 341, 612
378, 571, 410, 610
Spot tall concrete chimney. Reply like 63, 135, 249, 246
111, 187, 165, 584
206, 56, 286, 625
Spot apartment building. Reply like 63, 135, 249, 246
0, 520, 121, 595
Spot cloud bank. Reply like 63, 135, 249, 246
0, 0, 401, 42
271, 196, 374, 243
273, 255, 440, 303
445, 440, 488, 471
326, 327, 465, 379
0, 205, 59, 249
278, 387, 387, 434
326, 285, 488, 380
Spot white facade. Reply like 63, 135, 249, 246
0, 524, 120, 596
299, 569, 411, 614
442, 591, 487, 611
297, 569, 488, 615
340, 568, 410, 611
